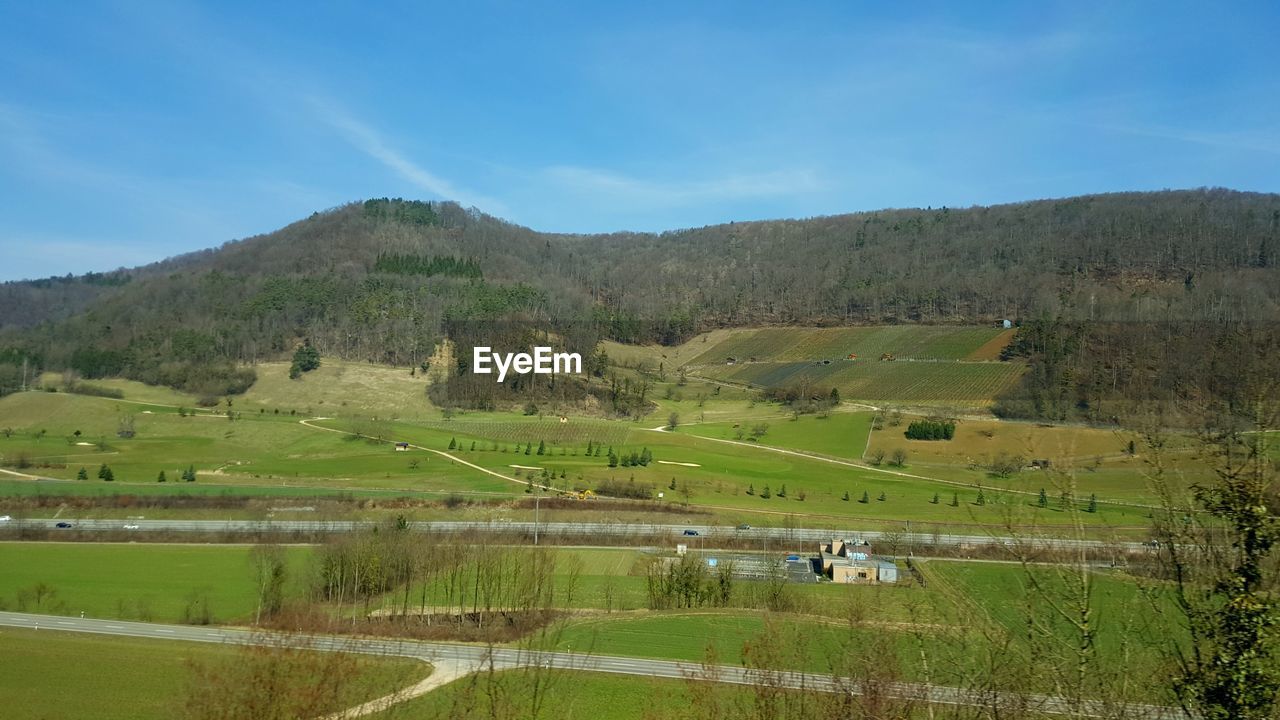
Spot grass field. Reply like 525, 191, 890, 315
0, 388, 1171, 530
0, 391, 512, 493
238, 359, 440, 419
0, 628, 425, 720
352, 417, 1160, 530
684, 411, 875, 460
0, 542, 311, 622
367, 668, 698, 720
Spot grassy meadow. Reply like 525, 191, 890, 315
0, 627, 427, 720
0, 542, 311, 622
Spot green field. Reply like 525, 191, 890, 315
684, 411, 875, 460
0, 628, 425, 720
367, 668, 698, 720
0, 387, 1170, 531
0, 542, 311, 622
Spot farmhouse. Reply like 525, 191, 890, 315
818, 538, 898, 584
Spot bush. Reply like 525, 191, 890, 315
595, 477, 654, 500
65, 383, 124, 399
904, 419, 955, 441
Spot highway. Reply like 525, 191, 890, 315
0, 610, 1177, 718
3, 518, 1149, 551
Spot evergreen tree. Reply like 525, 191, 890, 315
761, 485, 772, 499
288, 339, 321, 379
951, 492, 959, 507
829, 387, 841, 405
157, 470, 166, 483
607, 449, 618, 468
97, 463, 109, 480
669, 478, 677, 490
1087, 493, 1098, 513
931, 492, 940, 504
860, 490, 870, 503
746, 484, 755, 496
183, 464, 196, 482
470, 441, 476, 451
878, 491, 887, 501
537, 440, 546, 455
778, 484, 787, 498
976, 488, 987, 505
524, 443, 531, 455
76, 467, 87, 481
448, 437, 456, 450
1038, 488, 1049, 508
842, 490, 850, 501
586, 440, 594, 455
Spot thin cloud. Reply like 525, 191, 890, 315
308, 98, 506, 213
1088, 122, 1280, 156
544, 165, 823, 209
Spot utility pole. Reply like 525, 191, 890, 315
534, 495, 540, 546
21, 357, 28, 392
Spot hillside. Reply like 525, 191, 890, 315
1, 189, 1278, 416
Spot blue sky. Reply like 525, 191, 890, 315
1, 1, 1278, 280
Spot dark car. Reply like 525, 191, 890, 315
682, 529, 700, 536
55, 522, 73, 529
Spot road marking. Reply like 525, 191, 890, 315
156, 629, 174, 634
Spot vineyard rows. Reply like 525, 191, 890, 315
703, 359, 1025, 405
688, 325, 1008, 366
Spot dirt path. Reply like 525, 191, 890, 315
318, 659, 490, 719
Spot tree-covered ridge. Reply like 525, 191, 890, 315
373, 252, 481, 279
0, 188, 1277, 413
362, 197, 440, 226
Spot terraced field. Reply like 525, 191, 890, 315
687, 326, 1008, 365
701, 359, 1025, 406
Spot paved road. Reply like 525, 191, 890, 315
0, 611, 1176, 718
4, 518, 1149, 551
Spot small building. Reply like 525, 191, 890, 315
818, 538, 897, 584
394, 442, 410, 452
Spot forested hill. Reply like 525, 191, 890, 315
0, 189, 1278, 399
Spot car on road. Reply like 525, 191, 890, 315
55, 522, 73, 528
123, 524, 140, 530
736, 523, 751, 530
0, 515, 11, 522
682, 529, 700, 536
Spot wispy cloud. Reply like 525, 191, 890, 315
307, 97, 506, 213
1088, 122, 1280, 156
543, 166, 822, 209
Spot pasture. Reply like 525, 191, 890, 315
0, 628, 426, 720
0, 542, 311, 622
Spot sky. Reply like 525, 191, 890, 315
1, 1, 1278, 281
